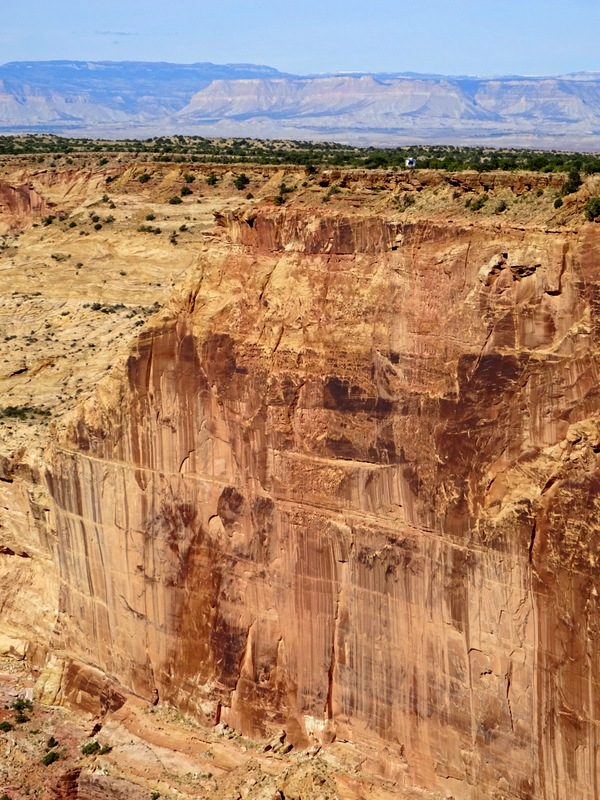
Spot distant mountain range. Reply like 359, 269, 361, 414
2, 60, 600, 149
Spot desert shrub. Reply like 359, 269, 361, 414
554, 197, 563, 209
273, 195, 285, 205
397, 193, 415, 209
138, 173, 150, 183
42, 750, 60, 766
233, 173, 250, 190
0, 720, 13, 732
495, 199, 507, 213
168, 196, 182, 205
183, 173, 195, 183
561, 168, 581, 196
137, 225, 161, 234
81, 740, 101, 756
206, 174, 218, 186
90, 302, 125, 313
470, 194, 489, 211
46, 736, 59, 749
180, 185, 192, 196
11, 697, 32, 711
0, 407, 44, 424
584, 197, 600, 220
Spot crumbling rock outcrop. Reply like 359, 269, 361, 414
19, 203, 600, 800
0, 180, 48, 230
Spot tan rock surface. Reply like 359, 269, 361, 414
1, 159, 600, 799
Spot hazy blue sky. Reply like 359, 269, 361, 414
2, 0, 598, 76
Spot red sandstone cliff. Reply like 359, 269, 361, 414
1, 160, 600, 798
37, 199, 600, 800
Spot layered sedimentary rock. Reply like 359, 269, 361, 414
40, 198, 600, 799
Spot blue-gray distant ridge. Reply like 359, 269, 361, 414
2, 60, 600, 150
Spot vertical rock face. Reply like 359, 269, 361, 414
46, 208, 600, 799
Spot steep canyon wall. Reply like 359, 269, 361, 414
38, 207, 600, 799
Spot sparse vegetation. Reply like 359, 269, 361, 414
137, 224, 162, 234
168, 196, 183, 205
0, 720, 14, 732
90, 302, 126, 313
0, 406, 50, 420
233, 173, 251, 190
0, 133, 595, 177
585, 197, 600, 220
180, 185, 192, 196
470, 194, 489, 211
396, 193, 415, 209
561, 168, 581, 196
81, 740, 101, 756
42, 751, 60, 766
